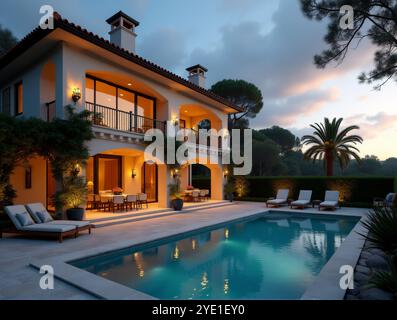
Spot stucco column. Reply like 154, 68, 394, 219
210, 164, 224, 200
157, 164, 170, 208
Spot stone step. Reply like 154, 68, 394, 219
92, 201, 234, 228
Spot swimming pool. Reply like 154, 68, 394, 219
71, 212, 360, 300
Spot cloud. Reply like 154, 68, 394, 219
187, 0, 375, 129
344, 112, 397, 140
140, 28, 187, 70
251, 87, 340, 128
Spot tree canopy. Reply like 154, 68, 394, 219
0, 24, 18, 55
211, 79, 263, 128
260, 126, 298, 153
0, 106, 93, 213
300, 0, 397, 89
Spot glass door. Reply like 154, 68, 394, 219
94, 155, 122, 194
141, 162, 158, 202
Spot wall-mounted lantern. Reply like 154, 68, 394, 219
73, 163, 81, 175
72, 87, 81, 103
223, 169, 229, 178
131, 169, 137, 179
171, 115, 179, 127
173, 168, 180, 178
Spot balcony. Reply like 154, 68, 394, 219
85, 102, 166, 134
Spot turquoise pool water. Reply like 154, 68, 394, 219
71, 212, 359, 300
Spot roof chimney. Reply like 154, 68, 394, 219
106, 11, 140, 53
186, 64, 208, 88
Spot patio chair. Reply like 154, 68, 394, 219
319, 191, 340, 211
125, 194, 137, 211
290, 190, 312, 209
2, 205, 78, 243
266, 189, 289, 208
137, 193, 148, 209
111, 195, 125, 212
199, 190, 208, 202
25, 203, 91, 235
191, 190, 200, 202
373, 193, 397, 208
99, 196, 110, 211
86, 194, 96, 210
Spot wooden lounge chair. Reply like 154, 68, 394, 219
319, 191, 340, 211
2, 205, 78, 243
290, 190, 312, 209
266, 189, 289, 208
373, 193, 397, 208
25, 203, 91, 235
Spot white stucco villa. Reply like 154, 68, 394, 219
0, 11, 241, 211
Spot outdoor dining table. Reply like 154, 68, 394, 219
99, 194, 128, 199
183, 189, 200, 194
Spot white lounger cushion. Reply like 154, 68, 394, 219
320, 191, 340, 207
320, 200, 339, 207
324, 191, 339, 202
275, 189, 289, 200
20, 224, 76, 233
46, 220, 90, 227
291, 190, 312, 206
298, 190, 312, 201
5, 205, 32, 230
267, 199, 287, 205
291, 200, 310, 206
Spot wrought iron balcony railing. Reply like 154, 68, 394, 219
85, 102, 166, 134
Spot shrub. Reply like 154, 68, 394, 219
360, 206, 397, 255
368, 256, 397, 299
235, 176, 249, 198
54, 173, 87, 211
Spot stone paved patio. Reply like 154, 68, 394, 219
0, 202, 367, 300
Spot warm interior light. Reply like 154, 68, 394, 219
127, 83, 132, 86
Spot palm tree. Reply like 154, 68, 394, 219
301, 118, 363, 176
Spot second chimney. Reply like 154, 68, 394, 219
106, 11, 140, 53
186, 64, 208, 88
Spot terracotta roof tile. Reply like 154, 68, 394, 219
0, 12, 242, 112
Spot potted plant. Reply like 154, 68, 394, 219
169, 177, 184, 211
55, 174, 87, 221
224, 180, 235, 202
112, 187, 123, 195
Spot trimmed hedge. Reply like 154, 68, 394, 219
193, 176, 397, 208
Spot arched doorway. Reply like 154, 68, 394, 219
192, 164, 211, 196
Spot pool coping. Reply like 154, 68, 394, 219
29, 206, 368, 300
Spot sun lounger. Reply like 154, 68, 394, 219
290, 190, 312, 209
266, 189, 289, 207
2, 205, 78, 242
319, 191, 340, 211
25, 203, 91, 235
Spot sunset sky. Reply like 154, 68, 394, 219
1, 0, 396, 159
